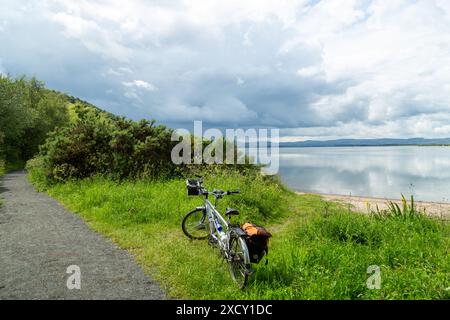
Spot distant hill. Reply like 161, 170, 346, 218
280, 138, 450, 148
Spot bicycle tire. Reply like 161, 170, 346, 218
182, 208, 209, 240
228, 232, 251, 289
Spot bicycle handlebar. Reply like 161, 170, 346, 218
188, 177, 240, 198
203, 189, 240, 198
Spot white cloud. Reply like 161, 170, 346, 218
50, 11, 131, 61
296, 66, 322, 78
122, 79, 157, 103
1, 0, 450, 138
103, 67, 133, 77
122, 80, 157, 91
124, 90, 143, 103
159, 95, 258, 124
118, 67, 132, 74
282, 113, 450, 140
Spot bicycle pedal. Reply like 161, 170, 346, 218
208, 236, 218, 246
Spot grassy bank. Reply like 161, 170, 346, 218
35, 172, 449, 299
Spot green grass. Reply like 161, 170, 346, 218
0, 162, 4, 178
5, 160, 25, 172
0, 160, 25, 177
39, 172, 449, 299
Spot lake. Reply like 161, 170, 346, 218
278, 146, 450, 203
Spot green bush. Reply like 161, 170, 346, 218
28, 105, 183, 184
0, 159, 5, 178
0, 75, 69, 165
28, 100, 260, 186
26, 156, 53, 191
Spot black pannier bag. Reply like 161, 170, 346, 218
186, 179, 201, 196
242, 223, 272, 263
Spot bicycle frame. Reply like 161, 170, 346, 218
203, 197, 231, 254
183, 179, 252, 288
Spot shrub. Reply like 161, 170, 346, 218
28, 105, 182, 184
0, 159, 5, 178
28, 101, 261, 186
0, 75, 69, 165
26, 156, 55, 191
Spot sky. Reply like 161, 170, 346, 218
1, 0, 450, 141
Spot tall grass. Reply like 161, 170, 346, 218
372, 194, 426, 220
43, 172, 450, 300
253, 212, 449, 299
0, 159, 5, 178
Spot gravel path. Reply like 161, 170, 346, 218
0, 171, 166, 300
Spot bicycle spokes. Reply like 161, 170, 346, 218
193, 223, 206, 231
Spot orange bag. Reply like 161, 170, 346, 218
242, 223, 259, 236
241, 223, 272, 263
242, 223, 272, 237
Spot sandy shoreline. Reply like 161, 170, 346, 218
296, 192, 450, 219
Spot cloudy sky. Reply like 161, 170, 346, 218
1, 0, 450, 141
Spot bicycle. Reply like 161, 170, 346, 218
182, 176, 252, 288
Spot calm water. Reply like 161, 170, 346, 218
278, 146, 450, 202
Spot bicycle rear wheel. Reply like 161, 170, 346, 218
182, 208, 209, 240
228, 233, 251, 289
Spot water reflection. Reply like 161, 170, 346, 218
278, 146, 450, 202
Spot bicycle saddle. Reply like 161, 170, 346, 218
225, 207, 239, 216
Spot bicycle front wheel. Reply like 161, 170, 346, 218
228, 233, 251, 289
182, 208, 209, 240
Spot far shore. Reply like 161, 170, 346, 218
296, 192, 450, 219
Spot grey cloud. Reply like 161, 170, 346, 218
1, 0, 450, 139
